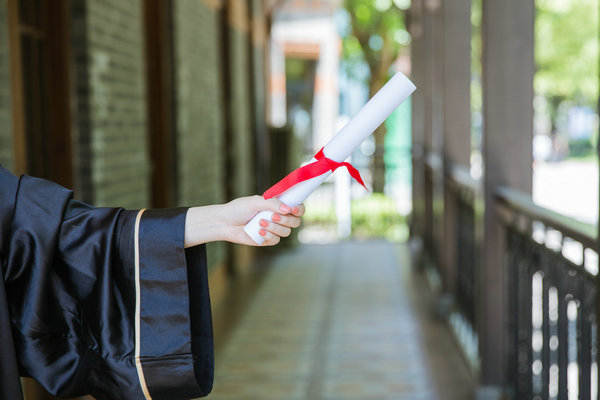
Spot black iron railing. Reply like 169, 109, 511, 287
424, 152, 442, 261
448, 165, 481, 329
496, 187, 598, 399
447, 163, 482, 371
424, 154, 440, 261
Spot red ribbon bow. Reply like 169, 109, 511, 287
263, 147, 367, 200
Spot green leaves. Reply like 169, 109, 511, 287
341, 0, 407, 85
535, 0, 599, 106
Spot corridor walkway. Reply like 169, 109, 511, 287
207, 240, 474, 400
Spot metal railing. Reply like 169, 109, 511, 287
424, 151, 444, 270
496, 187, 599, 399
447, 163, 482, 372
423, 161, 600, 398
448, 164, 481, 329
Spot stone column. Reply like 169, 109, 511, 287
312, 26, 340, 152
441, 0, 472, 297
414, 0, 445, 263
421, 1, 435, 255
429, 0, 445, 273
480, 0, 534, 393
409, 0, 426, 242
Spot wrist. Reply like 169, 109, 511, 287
184, 204, 228, 247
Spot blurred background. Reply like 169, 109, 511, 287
2, 0, 599, 399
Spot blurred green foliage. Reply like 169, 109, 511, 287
472, 0, 598, 157
303, 193, 408, 242
471, 0, 598, 109
536, 0, 599, 106
568, 138, 595, 157
535, 0, 599, 159
340, 0, 410, 192
341, 0, 409, 91
351, 193, 408, 241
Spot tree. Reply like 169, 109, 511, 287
535, 0, 598, 151
536, 0, 598, 107
342, 0, 410, 192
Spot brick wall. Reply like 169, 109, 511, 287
249, 0, 268, 192
70, 0, 149, 208
172, 0, 227, 268
1, 0, 264, 270
172, 1, 225, 207
0, 0, 13, 171
225, 0, 258, 273
228, 27, 254, 198
226, 0, 254, 199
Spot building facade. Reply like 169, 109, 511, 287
0, 0, 274, 274
0, 2, 271, 395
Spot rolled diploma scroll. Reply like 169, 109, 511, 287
244, 72, 416, 244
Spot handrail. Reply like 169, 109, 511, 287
495, 186, 597, 250
425, 151, 443, 171
447, 163, 480, 194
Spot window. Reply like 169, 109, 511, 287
8, 0, 73, 187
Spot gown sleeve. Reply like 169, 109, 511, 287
0, 166, 214, 400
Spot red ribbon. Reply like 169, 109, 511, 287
263, 148, 367, 199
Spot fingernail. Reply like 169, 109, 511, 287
259, 229, 267, 236
292, 207, 299, 215
271, 213, 281, 222
259, 219, 269, 227
280, 205, 291, 213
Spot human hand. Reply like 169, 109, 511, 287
185, 195, 305, 247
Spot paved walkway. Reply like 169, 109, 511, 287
207, 240, 474, 400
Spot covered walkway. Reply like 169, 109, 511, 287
208, 241, 473, 400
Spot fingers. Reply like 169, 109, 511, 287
270, 212, 301, 229
291, 204, 305, 217
252, 207, 304, 247
238, 196, 306, 247
259, 218, 292, 238
257, 227, 281, 246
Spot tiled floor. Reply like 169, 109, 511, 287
207, 240, 474, 400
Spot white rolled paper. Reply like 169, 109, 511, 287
244, 72, 416, 244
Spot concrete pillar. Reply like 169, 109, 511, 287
480, 0, 534, 391
421, 1, 435, 254
312, 25, 339, 151
249, 0, 269, 193
429, 3, 444, 157
409, 0, 426, 242
441, 0, 472, 295
424, 0, 445, 265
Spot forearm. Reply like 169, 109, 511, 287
184, 205, 228, 248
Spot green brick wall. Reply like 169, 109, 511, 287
172, 1, 226, 268
172, 1, 225, 208
250, 0, 268, 192
71, 0, 149, 208
0, 0, 13, 171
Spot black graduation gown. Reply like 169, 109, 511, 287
0, 166, 213, 400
